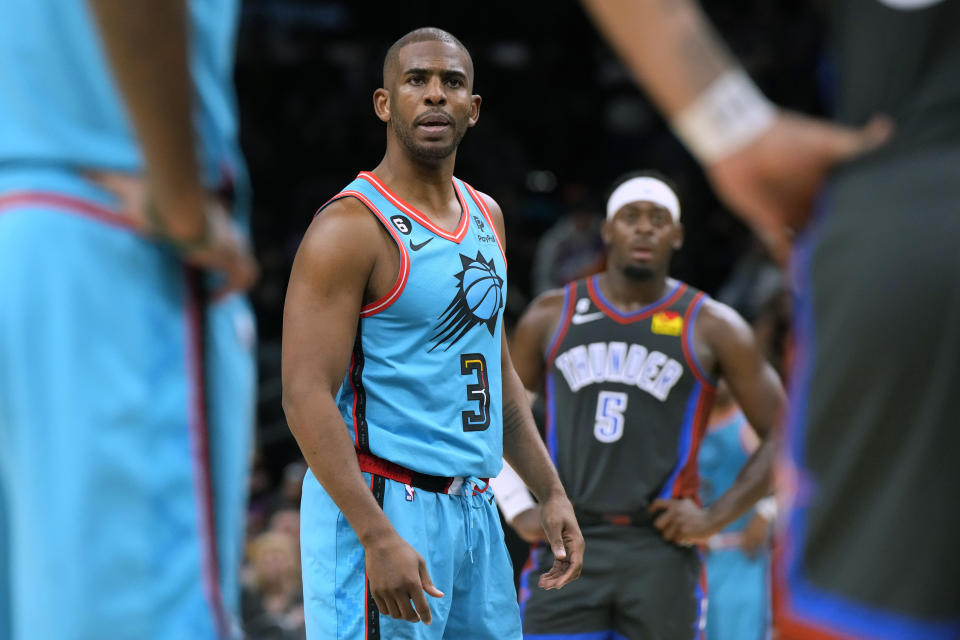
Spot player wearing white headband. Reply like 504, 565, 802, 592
492, 170, 785, 640
583, 3, 960, 639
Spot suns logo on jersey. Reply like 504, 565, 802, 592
429, 252, 504, 352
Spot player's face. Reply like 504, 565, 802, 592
602, 201, 682, 280
377, 41, 481, 161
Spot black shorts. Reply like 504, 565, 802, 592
521, 525, 704, 640
777, 147, 960, 639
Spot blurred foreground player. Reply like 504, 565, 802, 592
502, 173, 784, 640
583, 1, 960, 637
0, 1, 257, 638
281, 28, 582, 640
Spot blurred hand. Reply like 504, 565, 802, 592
87, 171, 259, 298
510, 506, 547, 544
707, 112, 892, 263
739, 513, 770, 558
363, 531, 444, 625
537, 495, 584, 589
650, 498, 717, 546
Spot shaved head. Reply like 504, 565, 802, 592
382, 27, 473, 87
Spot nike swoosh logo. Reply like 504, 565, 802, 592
571, 311, 605, 325
409, 237, 434, 251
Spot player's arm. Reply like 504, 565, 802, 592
86, 0, 257, 296
580, 0, 890, 260
281, 201, 442, 625
651, 300, 785, 544
489, 287, 569, 544
479, 192, 583, 589
488, 460, 545, 544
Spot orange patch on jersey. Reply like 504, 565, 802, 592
651, 311, 683, 336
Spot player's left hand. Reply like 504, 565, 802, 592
537, 495, 584, 590
649, 498, 717, 546
706, 112, 892, 264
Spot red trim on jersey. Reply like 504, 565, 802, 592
183, 268, 230, 638
358, 171, 470, 243
671, 385, 716, 499
545, 283, 577, 367
586, 277, 687, 325
0, 191, 134, 229
461, 181, 507, 266
681, 292, 717, 389
331, 190, 411, 317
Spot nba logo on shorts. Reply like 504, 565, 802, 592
404, 484, 415, 502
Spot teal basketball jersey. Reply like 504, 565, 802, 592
0, 0, 243, 189
321, 172, 508, 479
698, 409, 758, 534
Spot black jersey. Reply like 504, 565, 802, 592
832, 0, 960, 153
543, 276, 717, 517
777, 3, 960, 636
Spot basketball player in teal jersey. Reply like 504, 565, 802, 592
502, 172, 785, 640
698, 384, 774, 640
583, 1, 960, 638
0, 1, 257, 639
281, 28, 584, 640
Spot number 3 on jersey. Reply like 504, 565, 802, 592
460, 353, 490, 431
594, 390, 628, 443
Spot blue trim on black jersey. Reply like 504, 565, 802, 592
589, 275, 681, 321
658, 382, 703, 500
544, 284, 573, 361
545, 372, 559, 466
683, 295, 715, 386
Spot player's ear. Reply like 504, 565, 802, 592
467, 94, 481, 128
373, 88, 391, 123
601, 219, 613, 247
672, 223, 684, 250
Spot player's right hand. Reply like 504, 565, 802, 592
87, 171, 258, 298
537, 494, 585, 590
706, 112, 892, 263
178, 203, 259, 299
363, 532, 444, 625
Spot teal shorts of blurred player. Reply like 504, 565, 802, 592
0, 166, 256, 640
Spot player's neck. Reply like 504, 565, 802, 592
373, 146, 459, 216
597, 269, 672, 310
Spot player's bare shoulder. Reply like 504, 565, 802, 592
514, 288, 568, 354
695, 297, 753, 343
291, 196, 389, 292
692, 296, 761, 376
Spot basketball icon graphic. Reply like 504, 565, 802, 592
462, 261, 503, 322
430, 252, 504, 351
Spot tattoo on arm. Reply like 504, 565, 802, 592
676, 4, 734, 88
502, 399, 526, 437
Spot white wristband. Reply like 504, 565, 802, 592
755, 496, 778, 523
671, 69, 776, 164
489, 460, 537, 524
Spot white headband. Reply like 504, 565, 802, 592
606, 177, 681, 223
